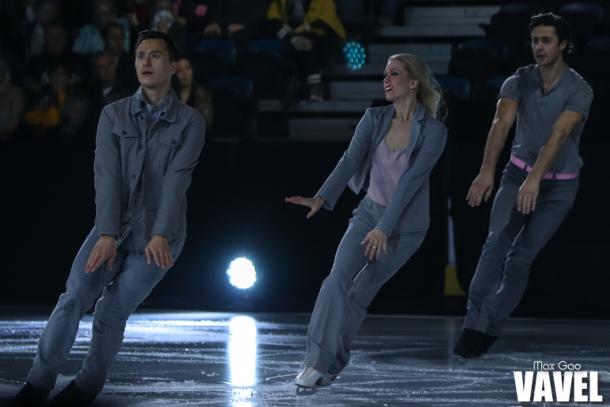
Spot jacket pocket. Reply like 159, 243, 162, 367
112, 122, 139, 139
158, 130, 183, 147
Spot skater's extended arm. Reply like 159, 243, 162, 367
285, 109, 377, 218
152, 113, 205, 240
86, 106, 121, 273
466, 98, 518, 207
93, 106, 122, 237
314, 108, 375, 210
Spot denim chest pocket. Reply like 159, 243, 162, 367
112, 122, 140, 140
158, 127, 183, 147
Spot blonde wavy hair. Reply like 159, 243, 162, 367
387, 53, 445, 120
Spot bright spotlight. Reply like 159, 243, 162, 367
227, 257, 257, 289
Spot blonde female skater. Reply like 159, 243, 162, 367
286, 53, 447, 388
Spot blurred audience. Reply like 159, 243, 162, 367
202, 0, 269, 45
88, 51, 133, 110
263, 0, 346, 100
102, 21, 137, 88
0, 59, 25, 141
58, 90, 94, 139
3, 0, 354, 142
24, 0, 63, 58
174, 57, 214, 130
23, 63, 73, 133
73, 0, 131, 55
175, 0, 211, 33
26, 20, 85, 93
150, 0, 186, 54
365, 0, 401, 27
1, 0, 27, 61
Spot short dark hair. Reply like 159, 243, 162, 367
90, 50, 116, 72
135, 30, 178, 61
529, 12, 572, 52
92, 50, 114, 63
102, 21, 125, 39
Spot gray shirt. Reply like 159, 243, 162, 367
94, 88, 206, 251
499, 64, 593, 173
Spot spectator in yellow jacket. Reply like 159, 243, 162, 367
265, 0, 346, 100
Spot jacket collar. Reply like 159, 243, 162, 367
130, 87, 179, 123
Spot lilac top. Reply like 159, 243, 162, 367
366, 140, 410, 207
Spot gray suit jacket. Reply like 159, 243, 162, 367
94, 90, 206, 246
316, 103, 447, 236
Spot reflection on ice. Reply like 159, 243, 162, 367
229, 315, 257, 406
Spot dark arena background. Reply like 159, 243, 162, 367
1, 0, 609, 405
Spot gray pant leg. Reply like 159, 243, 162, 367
483, 178, 578, 334
328, 231, 425, 374
464, 165, 578, 335
304, 202, 372, 372
27, 228, 126, 390
75, 241, 184, 394
305, 197, 425, 374
464, 167, 524, 333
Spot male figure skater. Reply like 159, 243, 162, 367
454, 12, 593, 358
13, 30, 205, 405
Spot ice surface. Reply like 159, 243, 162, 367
0, 311, 609, 406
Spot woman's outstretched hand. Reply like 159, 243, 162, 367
285, 195, 324, 219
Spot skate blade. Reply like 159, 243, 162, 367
295, 385, 317, 395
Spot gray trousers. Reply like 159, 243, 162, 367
305, 196, 426, 374
464, 164, 579, 336
26, 227, 183, 394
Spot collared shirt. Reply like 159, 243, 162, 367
94, 88, 206, 252
136, 88, 171, 124
499, 64, 593, 173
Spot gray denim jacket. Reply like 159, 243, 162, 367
93, 90, 206, 247
316, 103, 447, 236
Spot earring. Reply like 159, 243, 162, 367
411, 88, 414, 96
